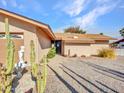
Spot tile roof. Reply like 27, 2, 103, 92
55, 33, 116, 44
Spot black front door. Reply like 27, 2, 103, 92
55, 40, 61, 54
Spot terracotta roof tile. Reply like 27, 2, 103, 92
55, 33, 116, 43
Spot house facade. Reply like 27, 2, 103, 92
55, 33, 116, 57
0, 8, 117, 63
0, 8, 55, 64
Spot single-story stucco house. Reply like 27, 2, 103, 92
55, 33, 116, 57
0, 8, 116, 64
0, 8, 55, 64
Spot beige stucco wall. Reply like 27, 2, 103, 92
90, 44, 109, 55
64, 43, 109, 57
36, 28, 51, 62
0, 14, 51, 63
0, 39, 23, 64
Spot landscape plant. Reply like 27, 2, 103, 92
98, 48, 116, 59
0, 18, 15, 93
47, 47, 56, 59
30, 40, 36, 77
30, 40, 47, 93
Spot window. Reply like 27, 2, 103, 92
0, 33, 23, 39
0, 34, 5, 38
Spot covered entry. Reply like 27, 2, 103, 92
55, 40, 62, 54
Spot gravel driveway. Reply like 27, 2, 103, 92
45, 55, 124, 93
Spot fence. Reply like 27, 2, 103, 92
115, 48, 124, 56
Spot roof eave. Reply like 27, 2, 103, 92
0, 8, 55, 40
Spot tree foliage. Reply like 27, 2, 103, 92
119, 27, 124, 38
99, 33, 103, 35
64, 26, 86, 34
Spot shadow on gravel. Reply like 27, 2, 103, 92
60, 64, 108, 93
47, 65, 78, 93
96, 81, 119, 93
93, 69, 124, 82
60, 67, 94, 93
82, 62, 124, 79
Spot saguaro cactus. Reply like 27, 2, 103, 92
30, 40, 47, 93
5, 18, 14, 93
5, 40, 14, 93
0, 18, 15, 93
41, 55, 47, 93
0, 65, 3, 93
36, 56, 47, 93
5, 40, 15, 75
30, 40, 36, 77
5, 17, 15, 75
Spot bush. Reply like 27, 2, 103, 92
98, 48, 116, 59
81, 55, 86, 57
47, 47, 56, 59
72, 54, 77, 57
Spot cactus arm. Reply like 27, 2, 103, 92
5, 78, 12, 93
30, 40, 35, 66
5, 18, 10, 39
5, 18, 15, 75
30, 40, 36, 78
5, 85, 12, 93
42, 55, 47, 92
0, 79, 2, 93
5, 40, 15, 75
32, 64, 38, 78
36, 75, 42, 93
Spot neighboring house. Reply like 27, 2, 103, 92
55, 33, 116, 57
0, 8, 55, 64
112, 38, 124, 48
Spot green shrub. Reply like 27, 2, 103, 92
47, 47, 56, 59
98, 48, 116, 59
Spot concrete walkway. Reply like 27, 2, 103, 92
45, 55, 124, 93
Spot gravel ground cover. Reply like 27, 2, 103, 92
45, 55, 124, 93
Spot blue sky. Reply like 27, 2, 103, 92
0, 0, 124, 38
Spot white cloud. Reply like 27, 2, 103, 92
0, 0, 21, 8
63, 0, 88, 16
54, 0, 89, 17
75, 0, 119, 28
0, 0, 44, 14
